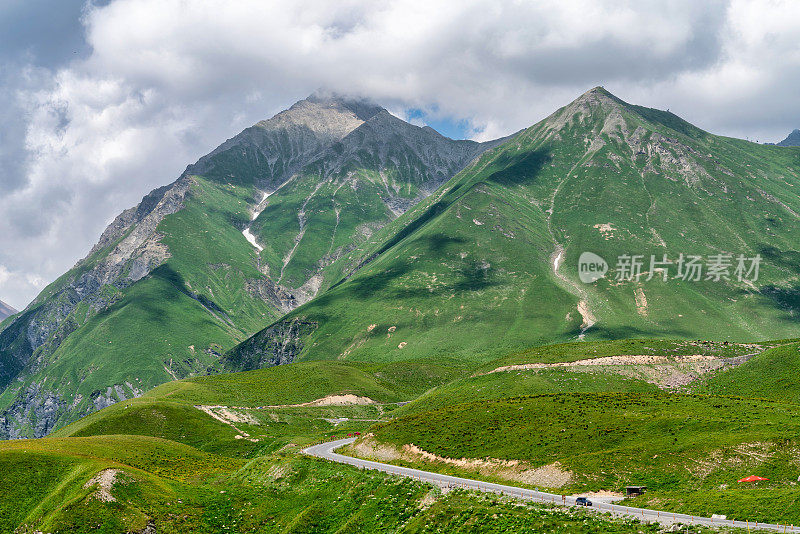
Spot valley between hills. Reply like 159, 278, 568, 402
2, 87, 800, 532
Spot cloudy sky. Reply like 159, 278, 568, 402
1, 0, 799, 309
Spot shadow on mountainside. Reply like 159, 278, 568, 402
760, 284, 800, 319
583, 324, 695, 341
484, 148, 551, 187
758, 245, 800, 276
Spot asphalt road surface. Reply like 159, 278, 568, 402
304, 438, 797, 532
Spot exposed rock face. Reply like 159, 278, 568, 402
220, 318, 317, 372
82, 176, 194, 286
0, 381, 65, 439
244, 277, 298, 314
186, 94, 384, 190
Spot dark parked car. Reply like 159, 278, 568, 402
575, 497, 593, 507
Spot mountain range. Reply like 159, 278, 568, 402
2, 87, 800, 439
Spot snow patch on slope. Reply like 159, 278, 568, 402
242, 190, 271, 251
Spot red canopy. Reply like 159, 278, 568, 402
738, 475, 769, 482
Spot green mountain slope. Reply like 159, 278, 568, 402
226, 87, 800, 370
246, 107, 493, 303
0, 95, 492, 438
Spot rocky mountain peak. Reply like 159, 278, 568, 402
541, 86, 628, 140
256, 92, 385, 143
305, 91, 385, 122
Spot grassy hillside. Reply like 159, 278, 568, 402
227, 87, 800, 370
147, 358, 468, 406
0, 435, 236, 533
0, 434, 691, 534
362, 392, 800, 524
0, 176, 278, 438
697, 341, 800, 402
7, 336, 800, 529
49, 358, 467, 458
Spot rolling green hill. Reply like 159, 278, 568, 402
359, 392, 800, 524
5, 336, 800, 530
697, 341, 800, 401
0, 95, 493, 438
1, 433, 679, 534
227, 87, 800, 370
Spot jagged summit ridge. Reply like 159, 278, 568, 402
186, 93, 394, 190
259, 93, 384, 141
541, 86, 628, 136
305, 91, 385, 122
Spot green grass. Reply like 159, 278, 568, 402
50, 357, 468, 459
8, 336, 800, 530
696, 342, 800, 402
401, 491, 725, 533
0, 438, 740, 533
397, 368, 660, 416
52, 400, 262, 457
150, 358, 468, 407
54, 396, 386, 456
0, 435, 237, 533
365, 392, 800, 524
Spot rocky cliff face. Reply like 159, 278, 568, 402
220, 317, 317, 372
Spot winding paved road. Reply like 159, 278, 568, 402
304, 438, 797, 532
